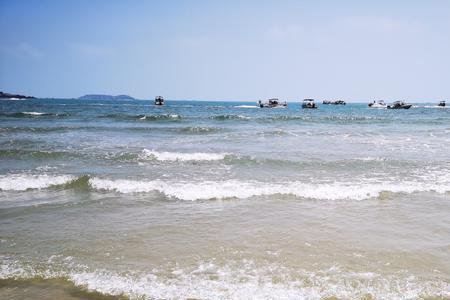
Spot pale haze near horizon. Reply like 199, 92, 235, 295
0, 0, 449, 102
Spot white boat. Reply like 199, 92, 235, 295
302, 99, 317, 109
368, 100, 387, 108
258, 98, 287, 108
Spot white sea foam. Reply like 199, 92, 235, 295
234, 105, 258, 108
1, 168, 449, 201
423, 105, 449, 109
140, 149, 228, 161
1, 259, 448, 300
6, 98, 27, 101
0, 174, 75, 191
22, 111, 46, 115
89, 178, 450, 201
2, 172, 449, 201
235, 115, 251, 119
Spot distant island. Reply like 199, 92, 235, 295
0, 91, 35, 99
78, 94, 135, 100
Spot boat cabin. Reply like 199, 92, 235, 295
155, 96, 164, 105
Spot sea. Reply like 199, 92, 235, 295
0, 98, 449, 300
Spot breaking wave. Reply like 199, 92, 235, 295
0, 259, 448, 300
88, 178, 450, 201
3, 173, 449, 201
0, 174, 76, 191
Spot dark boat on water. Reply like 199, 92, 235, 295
387, 101, 412, 109
438, 101, 446, 107
155, 96, 164, 105
258, 98, 287, 108
323, 100, 346, 105
302, 99, 317, 109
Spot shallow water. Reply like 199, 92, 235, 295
0, 99, 449, 299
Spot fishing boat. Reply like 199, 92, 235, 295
438, 100, 446, 107
387, 101, 412, 109
368, 100, 387, 108
258, 98, 287, 108
302, 99, 317, 109
154, 96, 164, 105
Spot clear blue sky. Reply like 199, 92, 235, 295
1, 0, 449, 101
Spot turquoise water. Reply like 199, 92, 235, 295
1, 99, 449, 299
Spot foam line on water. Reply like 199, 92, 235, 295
141, 149, 228, 161
234, 105, 258, 108
2, 174, 450, 201
89, 178, 450, 201
22, 111, 46, 115
1, 259, 448, 300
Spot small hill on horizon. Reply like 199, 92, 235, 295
78, 94, 135, 100
0, 91, 35, 99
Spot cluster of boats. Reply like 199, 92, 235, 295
369, 100, 446, 109
154, 96, 446, 109
257, 98, 319, 109
368, 100, 412, 109
257, 99, 446, 109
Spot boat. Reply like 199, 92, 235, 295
258, 98, 287, 108
438, 100, 446, 107
368, 100, 387, 108
154, 96, 164, 105
302, 99, 317, 109
387, 101, 412, 109
323, 100, 346, 105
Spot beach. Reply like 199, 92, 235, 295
0, 99, 449, 299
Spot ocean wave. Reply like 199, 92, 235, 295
99, 113, 181, 121
0, 125, 223, 135
423, 105, 449, 109
234, 105, 258, 108
177, 126, 222, 134
211, 114, 251, 121
88, 178, 450, 200
1, 259, 448, 300
140, 149, 228, 161
139, 114, 180, 120
258, 115, 388, 123
0, 126, 75, 133
2, 173, 450, 201
0, 174, 75, 191
0, 149, 77, 159
0, 112, 70, 118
